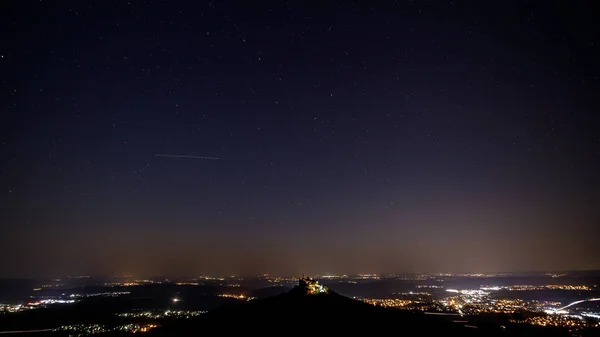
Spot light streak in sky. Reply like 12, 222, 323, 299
154, 154, 220, 160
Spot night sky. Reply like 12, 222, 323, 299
1, 1, 599, 277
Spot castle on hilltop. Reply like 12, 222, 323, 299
299, 275, 329, 295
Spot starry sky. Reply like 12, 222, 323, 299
1, 1, 599, 277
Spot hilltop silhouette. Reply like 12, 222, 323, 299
146, 277, 591, 336
148, 277, 583, 336
148, 277, 490, 335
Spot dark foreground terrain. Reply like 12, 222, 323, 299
2, 279, 599, 336
148, 284, 583, 336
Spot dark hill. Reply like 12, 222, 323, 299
148, 278, 577, 336
149, 280, 486, 335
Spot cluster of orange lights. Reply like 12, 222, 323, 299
218, 294, 255, 301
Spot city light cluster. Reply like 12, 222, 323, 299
54, 324, 106, 336
54, 323, 159, 336
358, 281, 600, 330
361, 298, 413, 308
392, 292, 431, 297
436, 273, 510, 278
506, 284, 593, 291
510, 315, 588, 329
70, 291, 130, 298
356, 274, 380, 280
319, 275, 348, 279
116, 310, 206, 319
416, 285, 443, 289
197, 276, 225, 281
218, 294, 256, 301
582, 312, 600, 319
1, 303, 38, 313
1, 299, 75, 313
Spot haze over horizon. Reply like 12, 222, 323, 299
1, 1, 598, 278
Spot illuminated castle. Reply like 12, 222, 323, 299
299, 276, 329, 295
